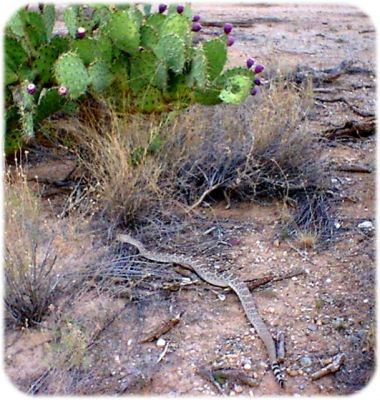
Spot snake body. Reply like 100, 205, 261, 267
117, 233, 285, 387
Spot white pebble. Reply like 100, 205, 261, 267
243, 363, 252, 370
156, 338, 166, 347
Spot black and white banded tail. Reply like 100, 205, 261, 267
271, 362, 285, 387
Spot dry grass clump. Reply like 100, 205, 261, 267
164, 78, 325, 207
58, 107, 168, 227
4, 166, 59, 327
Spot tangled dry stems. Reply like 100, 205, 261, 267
4, 166, 59, 326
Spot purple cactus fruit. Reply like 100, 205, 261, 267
27, 83, 36, 95
254, 64, 265, 74
192, 15, 201, 22
158, 4, 167, 13
177, 5, 184, 14
246, 57, 255, 69
58, 85, 68, 97
251, 87, 259, 96
226, 35, 235, 46
254, 77, 262, 86
191, 22, 202, 32
76, 26, 86, 39
224, 23, 233, 35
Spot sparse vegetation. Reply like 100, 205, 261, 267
4, 165, 59, 327
3, 3, 375, 396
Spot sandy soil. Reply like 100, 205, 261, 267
4, 3, 375, 396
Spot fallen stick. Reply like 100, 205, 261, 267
139, 312, 183, 343
323, 117, 375, 140
335, 163, 373, 173
310, 353, 346, 381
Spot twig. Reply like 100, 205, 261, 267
156, 340, 170, 364
189, 183, 221, 210
285, 240, 316, 266
139, 312, 183, 343
323, 117, 375, 140
315, 96, 375, 118
311, 353, 346, 380
334, 163, 373, 173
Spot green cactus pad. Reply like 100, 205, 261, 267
42, 4, 55, 41
128, 7, 143, 27
104, 11, 140, 54
146, 13, 165, 30
219, 75, 252, 104
54, 52, 90, 99
188, 47, 208, 89
35, 88, 67, 123
134, 86, 166, 113
6, 11, 24, 37
154, 34, 185, 74
63, 7, 78, 38
88, 60, 113, 92
160, 13, 191, 45
71, 37, 98, 65
203, 37, 227, 82
96, 35, 113, 64
5, 65, 18, 85
19, 10, 48, 49
33, 37, 69, 84
140, 25, 159, 50
21, 112, 35, 138
5, 37, 28, 72
194, 87, 223, 105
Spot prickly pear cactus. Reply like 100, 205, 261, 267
63, 6, 78, 38
42, 4, 56, 41
54, 52, 90, 99
154, 34, 186, 74
88, 60, 113, 92
104, 11, 140, 54
33, 37, 69, 84
203, 37, 227, 82
35, 88, 67, 122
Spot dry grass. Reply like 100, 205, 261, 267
52, 77, 328, 235
57, 107, 168, 227
4, 165, 59, 327
163, 78, 325, 206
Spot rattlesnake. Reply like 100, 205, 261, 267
117, 233, 285, 387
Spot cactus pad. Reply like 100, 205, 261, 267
188, 47, 208, 89
154, 34, 186, 74
88, 60, 113, 92
35, 88, 67, 122
203, 37, 227, 82
42, 4, 55, 41
54, 52, 90, 99
33, 37, 69, 84
63, 7, 78, 38
104, 11, 140, 54
219, 75, 252, 104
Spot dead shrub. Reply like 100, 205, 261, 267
163, 78, 325, 206
4, 166, 59, 327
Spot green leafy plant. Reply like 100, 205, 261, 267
4, 3, 265, 154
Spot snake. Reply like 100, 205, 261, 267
117, 233, 285, 387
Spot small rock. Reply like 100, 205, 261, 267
299, 384, 305, 390
243, 362, 252, 370
156, 338, 166, 347
307, 324, 318, 332
358, 220, 374, 230
300, 356, 312, 367
287, 369, 299, 377
234, 384, 243, 394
